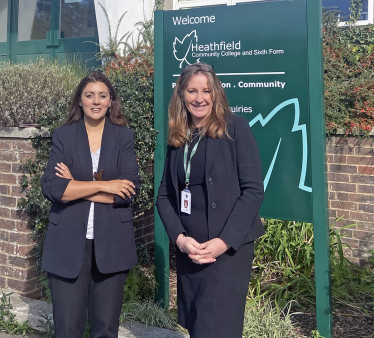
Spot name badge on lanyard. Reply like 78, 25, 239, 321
181, 134, 202, 215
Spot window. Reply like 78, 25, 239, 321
323, 0, 373, 25
18, 0, 51, 41
60, 0, 96, 38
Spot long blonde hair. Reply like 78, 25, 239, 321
168, 63, 232, 147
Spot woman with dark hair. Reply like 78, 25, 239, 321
156, 63, 264, 338
41, 71, 140, 338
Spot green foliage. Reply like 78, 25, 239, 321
90, 3, 132, 63
323, 10, 374, 135
368, 249, 374, 265
242, 299, 295, 338
154, 0, 165, 11
349, 0, 364, 24
0, 292, 34, 335
0, 59, 84, 127
123, 263, 156, 312
249, 218, 374, 317
311, 330, 326, 338
37, 314, 54, 337
122, 242, 156, 319
121, 299, 177, 330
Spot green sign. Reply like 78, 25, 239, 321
154, 1, 332, 336
161, 0, 312, 222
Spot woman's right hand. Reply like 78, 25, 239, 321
100, 179, 136, 198
55, 162, 74, 180
176, 234, 213, 259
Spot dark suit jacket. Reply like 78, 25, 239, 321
156, 114, 265, 251
40, 117, 140, 278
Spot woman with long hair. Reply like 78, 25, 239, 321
41, 71, 140, 338
157, 63, 264, 338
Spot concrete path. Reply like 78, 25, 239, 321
0, 290, 188, 338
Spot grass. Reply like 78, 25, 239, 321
242, 299, 296, 338
121, 299, 178, 330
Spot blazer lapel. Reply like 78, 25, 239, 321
76, 118, 93, 230
97, 117, 114, 181
206, 137, 221, 174
76, 118, 93, 181
170, 146, 183, 211
171, 146, 182, 191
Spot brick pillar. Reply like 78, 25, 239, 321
327, 135, 374, 266
0, 127, 49, 299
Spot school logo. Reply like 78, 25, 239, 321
249, 98, 311, 193
173, 30, 199, 68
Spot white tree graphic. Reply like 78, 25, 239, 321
173, 30, 199, 68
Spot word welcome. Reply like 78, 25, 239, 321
172, 15, 216, 25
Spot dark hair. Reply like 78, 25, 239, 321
168, 62, 231, 148
65, 71, 125, 126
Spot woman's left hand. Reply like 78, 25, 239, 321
188, 238, 230, 265
55, 162, 74, 180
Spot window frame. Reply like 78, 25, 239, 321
337, 0, 374, 26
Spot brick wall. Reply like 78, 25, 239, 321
327, 135, 374, 266
0, 128, 40, 298
0, 127, 154, 299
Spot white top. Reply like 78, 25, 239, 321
87, 148, 101, 239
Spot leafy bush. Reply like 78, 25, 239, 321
323, 10, 374, 135
0, 60, 84, 127
249, 218, 374, 316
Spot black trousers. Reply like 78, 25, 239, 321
48, 239, 128, 338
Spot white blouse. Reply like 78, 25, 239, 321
86, 148, 101, 239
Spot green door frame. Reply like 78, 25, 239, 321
1, 0, 98, 65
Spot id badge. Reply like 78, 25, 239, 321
181, 189, 191, 214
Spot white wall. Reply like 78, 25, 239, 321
94, 0, 155, 55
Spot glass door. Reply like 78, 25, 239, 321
57, 0, 99, 68
5, 0, 98, 66
0, 0, 9, 60
13, 0, 52, 62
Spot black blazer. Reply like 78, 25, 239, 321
156, 114, 265, 251
41, 117, 140, 278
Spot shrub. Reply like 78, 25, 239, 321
0, 60, 84, 127
249, 218, 374, 316
323, 10, 374, 135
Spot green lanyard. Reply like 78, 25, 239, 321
183, 135, 202, 189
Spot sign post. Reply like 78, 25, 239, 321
154, 1, 332, 335
307, 0, 333, 336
